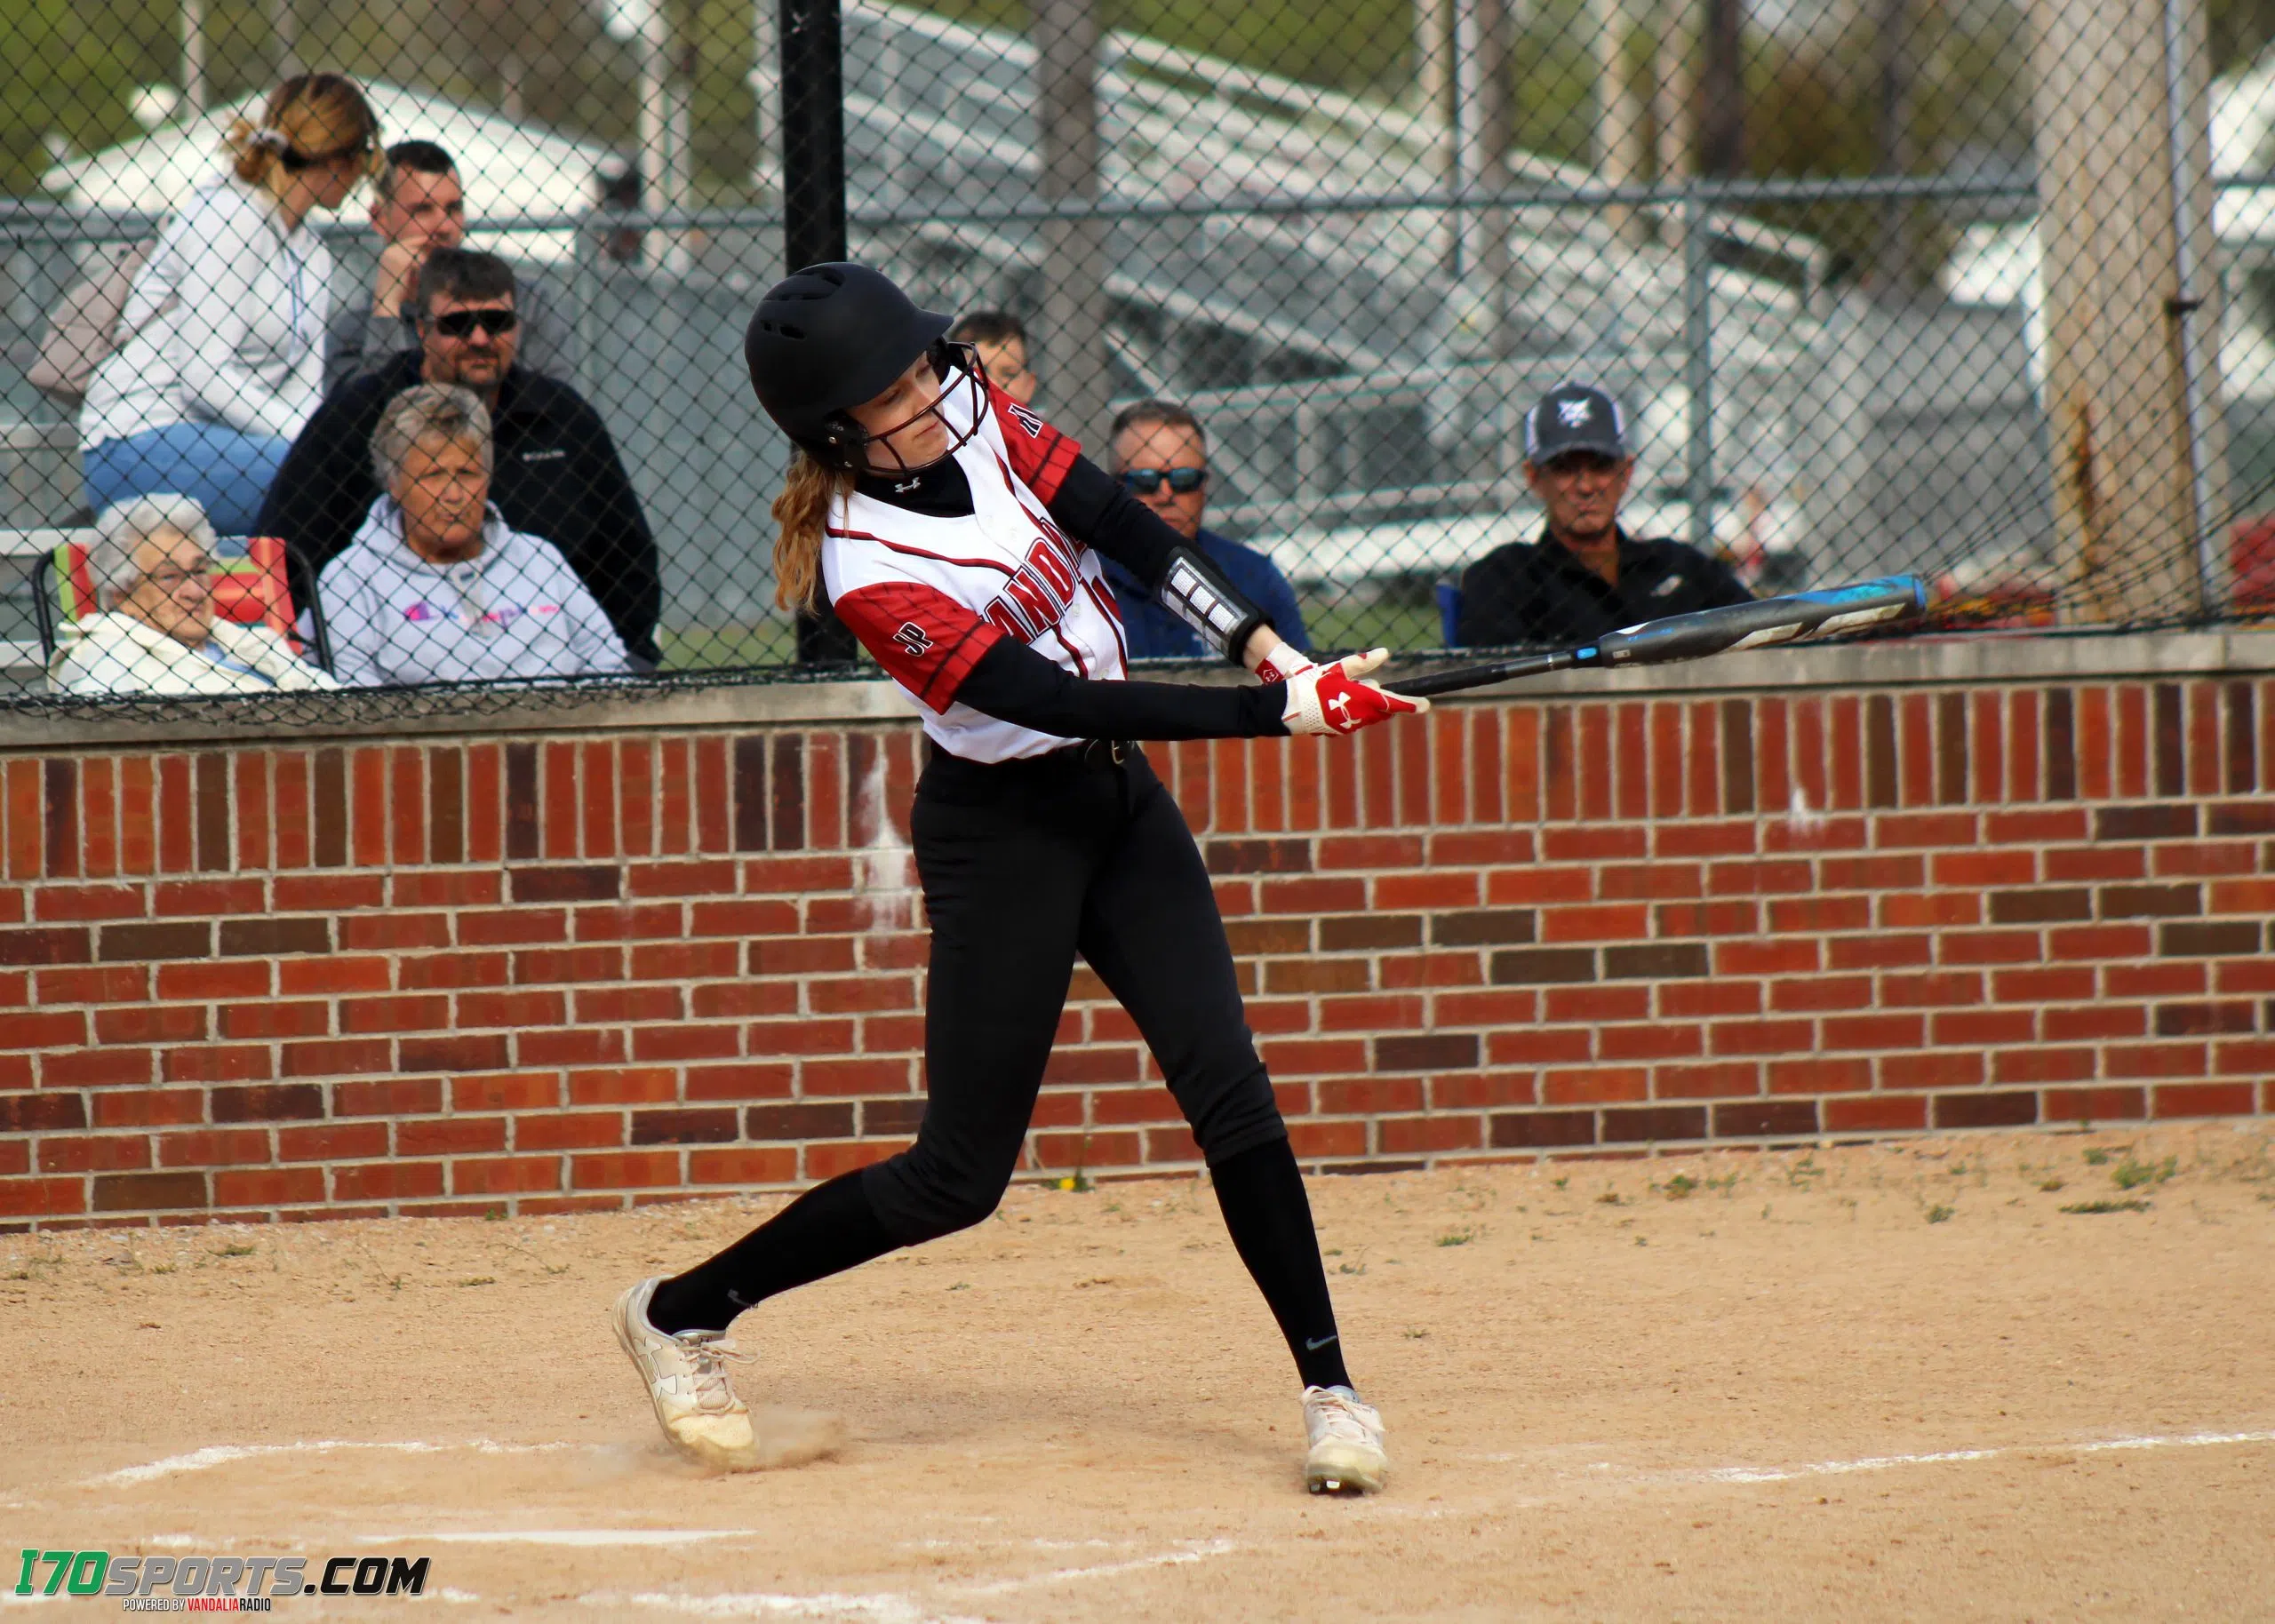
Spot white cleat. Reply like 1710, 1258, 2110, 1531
611, 1277, 760, 1469
1303, 1384, 1388, 1495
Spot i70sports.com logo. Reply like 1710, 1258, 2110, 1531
15, 1548, 431, 1607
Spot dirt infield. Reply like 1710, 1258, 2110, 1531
6, 1126, 2273, 1620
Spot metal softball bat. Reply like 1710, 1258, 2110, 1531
1390, 575, 1930, 698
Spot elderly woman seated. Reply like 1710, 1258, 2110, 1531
49, 495, 339, 695
321, 383, 629, 686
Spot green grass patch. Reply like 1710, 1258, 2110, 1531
2111, 1155, 2177, 1191
2061, 1198, 2151, 1214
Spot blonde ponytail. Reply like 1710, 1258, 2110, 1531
771, 450, 855, 611
226, 73, 380, 189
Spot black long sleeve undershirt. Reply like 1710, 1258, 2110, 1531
853, 447, 1288, 740
1040, 456, 1182, 593
955, 635, 1288, 741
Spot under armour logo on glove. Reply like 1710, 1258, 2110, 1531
892, 621, 933, 657
1267, 648, 1429, 736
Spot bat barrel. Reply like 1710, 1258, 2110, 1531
1385, 576, 1929, 698
1599, 576, 1928, 666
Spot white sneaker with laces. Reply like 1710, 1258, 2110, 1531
1303, 1384, 1388, 1494
612, 1278, 758, 1469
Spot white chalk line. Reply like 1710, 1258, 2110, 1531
1466, 1425, 2275, 1490
85, 1438, 590, 1486
580, 1537, 1239, 1622
1687, 1426, 2275, 1486
954, 1539, 1238, 1596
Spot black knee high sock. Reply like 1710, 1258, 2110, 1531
1209, 1136, 1353, 1391
645, 1169, 898, 1336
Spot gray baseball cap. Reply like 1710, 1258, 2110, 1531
1523, 382, 1629, 464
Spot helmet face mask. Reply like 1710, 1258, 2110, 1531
841, 342, 987, 480
744, 263, 970, 474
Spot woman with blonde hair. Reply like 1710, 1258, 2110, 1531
80, 73, 379, 537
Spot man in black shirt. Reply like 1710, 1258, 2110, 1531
1456, 381, 1750, 648
259, 248, 662, 668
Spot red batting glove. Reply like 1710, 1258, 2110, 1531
1259, 648, 1430, 736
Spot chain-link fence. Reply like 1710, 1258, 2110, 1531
3, 0, 2273, 707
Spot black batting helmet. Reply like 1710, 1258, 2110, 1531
745, 262, 961, 472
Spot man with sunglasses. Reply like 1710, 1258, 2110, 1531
258, 247, 661, 667
1454, 381, 1750, 648
1102, 400, 1309, 661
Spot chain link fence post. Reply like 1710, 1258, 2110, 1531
1684, 179, 1713, 559
2030, 0, 2227, 623
780, 0, 859, 665
1033, 0, 1113, 453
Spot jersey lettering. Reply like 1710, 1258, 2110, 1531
892, 621, 933, 657
1002, 569, 1060, 633
979, 533, 1088, 648
984, 598, 1034, 641
1025, 536, 1076, 601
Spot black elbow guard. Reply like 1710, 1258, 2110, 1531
1159, 545, 1268, 664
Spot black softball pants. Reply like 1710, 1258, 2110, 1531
647, 743, 1353, 1390
864, 742, 1285, 1237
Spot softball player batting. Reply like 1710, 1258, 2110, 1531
613, 263, 1424, 1494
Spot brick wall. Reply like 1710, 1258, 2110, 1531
3, 657, 2271, 1230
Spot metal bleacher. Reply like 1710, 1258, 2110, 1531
832, 0, 1824, 581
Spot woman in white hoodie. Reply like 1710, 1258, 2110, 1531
79, 74, 380, 537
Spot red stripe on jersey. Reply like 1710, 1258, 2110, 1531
834, 580, 1003, 712
989, 384, 1081, 506
1050, 624, 1088, 680
828, 529, 1018, 577
1084, 577, 1129, 672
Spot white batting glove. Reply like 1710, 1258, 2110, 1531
1258, 647, 1430, 736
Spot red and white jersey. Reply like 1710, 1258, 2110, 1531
823, 377, 1131, 762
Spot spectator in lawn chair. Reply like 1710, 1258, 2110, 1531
258, 247, 662, 667
326, 139, 580, 391
322, 385, 627, 687
947, 310, 1036, 406
1456, 381, 1751, 648
1102, 400, 1310, 661
50, 495, 339, 696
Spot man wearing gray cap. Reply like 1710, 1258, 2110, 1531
1455, 381, 1751, 647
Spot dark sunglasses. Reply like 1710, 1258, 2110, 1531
278, 140, 372, 173
1120, 466, 1206, 496
427, 307, 518, 338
